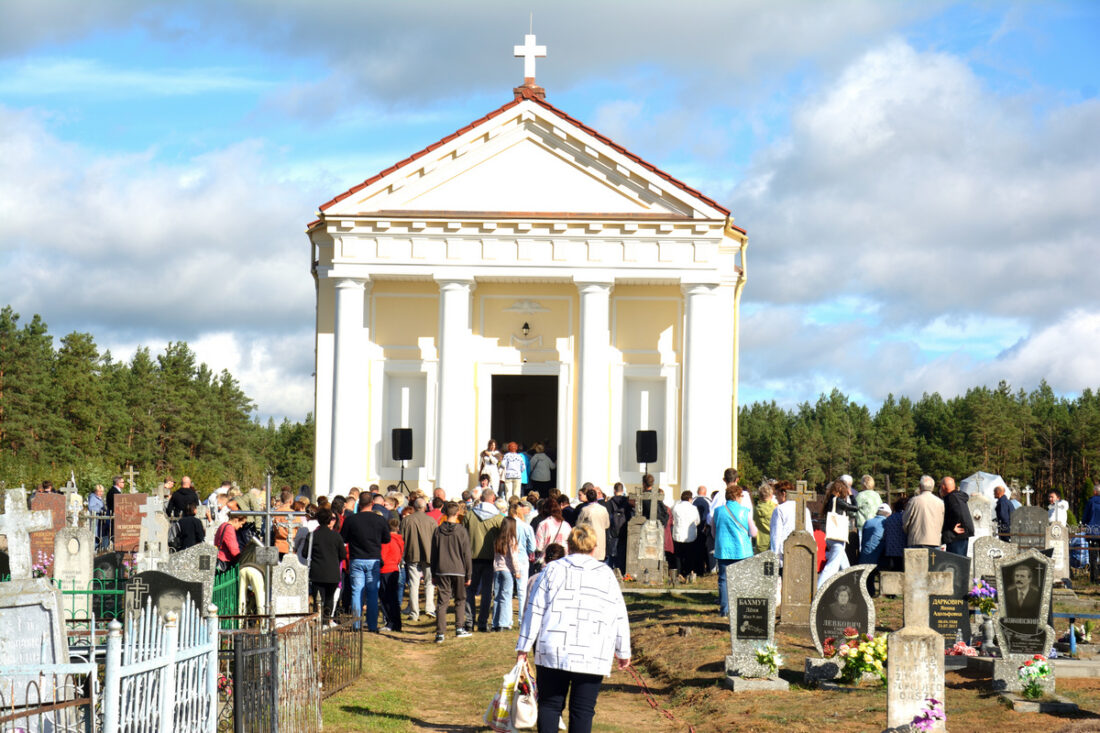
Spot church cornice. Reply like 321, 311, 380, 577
311, 215, 724, 239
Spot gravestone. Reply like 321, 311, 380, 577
113, 493, 148, 552
780, 482, 817, 628
125, 569, 202, 622
806, 564, 876, 684
30, 491, 66, 575
969, 493, 995, 540
1010, 506, 1046, 550
0, 578, 70, 705
928, 550, 971, 648
992, 549, 1055, 694
0, 488, 54, 579
135, 497, 170, 571
271, 554, 310, 625
972, 535, 1019, 592
624, 489, 665, 582
885, 548, 953, 732
724, 551, 786, 690
162, 542, 218, 612
93, 551, 127, 621
1045, 522, 1070, 583
52, 526, 95, 621
810, 564, 875, 654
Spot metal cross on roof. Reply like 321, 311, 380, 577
514, 33, 546, 80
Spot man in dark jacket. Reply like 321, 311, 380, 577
340, 492, 391, 631
431, 501, 472, 642
994, 486, 1014, 539
940, 476, 973, 555
166, 476, 201, 518
402, 497, 438, 621
309, 508, 346, 620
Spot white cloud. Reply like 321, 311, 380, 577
0, 106, 323, 420
0, 58, 272, 96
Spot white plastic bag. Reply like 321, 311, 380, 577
511, 660, 538, 729
484, 660, 526, 732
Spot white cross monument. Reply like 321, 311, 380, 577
513, 33, 546, 81
0, 487, 54, 579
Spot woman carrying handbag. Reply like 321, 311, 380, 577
817, 479, 859, 589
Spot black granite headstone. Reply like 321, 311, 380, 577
125, 570, 202, 621
928, 550, 971, 647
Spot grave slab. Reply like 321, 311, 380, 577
52, 526, 95, 621
162, 542, 218, 612
724, 551, 786, 689
113, 493, 148, 553
780, 529, 817, 628
29, 492, 66, 575
0, 488, 54, 579
0, 577, 70, 705
810, 564, 876, 656
992, 549, 1056, 694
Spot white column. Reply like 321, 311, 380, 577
680, 281, 726, 493
575, 279, 613, 492
329, 277, 370, 496
434, 277, 476, 494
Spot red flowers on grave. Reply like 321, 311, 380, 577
843, 626, 858, 638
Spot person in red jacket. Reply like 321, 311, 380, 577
379, 517, 405, 632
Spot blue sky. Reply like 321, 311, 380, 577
1, 0, 1098, 421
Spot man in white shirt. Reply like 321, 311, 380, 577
671, 490, 701, 579
769, 480, 813, 565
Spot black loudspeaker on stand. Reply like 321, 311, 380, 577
635, 430, 657, 475
391, 428, 413, 494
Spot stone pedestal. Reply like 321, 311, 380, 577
725, 675, 788, 691
887, 629, 945, 732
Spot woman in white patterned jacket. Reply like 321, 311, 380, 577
515, 524, 631, 733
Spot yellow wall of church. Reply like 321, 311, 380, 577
612, 285, 681, 367
371, 281, 439, 359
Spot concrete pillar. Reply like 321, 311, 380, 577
329, 277, 370, 496
434, 277, 476, 493
680, 281, 723, 493
575, 279, 614, 492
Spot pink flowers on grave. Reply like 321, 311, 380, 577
31, 550, 53, 578
945, 641, 978, 657
910, 698, 945, 731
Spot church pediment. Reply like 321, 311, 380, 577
320, 99, 728, 220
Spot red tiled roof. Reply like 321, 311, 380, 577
317, 94, 733, 220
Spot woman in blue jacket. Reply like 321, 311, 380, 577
713, 484, 756, 616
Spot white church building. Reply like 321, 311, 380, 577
309, 37, 748, 498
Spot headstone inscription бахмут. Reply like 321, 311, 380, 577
724, 550, 788, 691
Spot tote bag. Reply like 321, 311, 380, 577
825, 497, 849, 543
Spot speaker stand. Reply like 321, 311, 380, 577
397, 460, 411, 496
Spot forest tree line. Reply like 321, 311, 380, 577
0, 306, 313, 493
738, 383, 1100, 518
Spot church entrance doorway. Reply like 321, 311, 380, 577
490, 375, 558, 483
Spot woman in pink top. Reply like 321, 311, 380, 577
535, 500, 571, 563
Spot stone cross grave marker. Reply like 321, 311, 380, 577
1011, 506, 1047, 551
0, 577, 70, 705
271, 554, 310, 626
112, 493, 147, 552
780, 483, 817, 629
162, 542, 218, 612
885, 548, 954, 732
724, 551, 786, 690
1020, 485, 1034, 506
806, 564, 876, 684
124, 464, 139, 493
992, 549, 1055, 694
927, 550, 971, 649
52, 526, 95, 621
791, 481, 812, 532
29, 491, 66, 575
61, 472, 82, 526
0, 488, 54, 579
